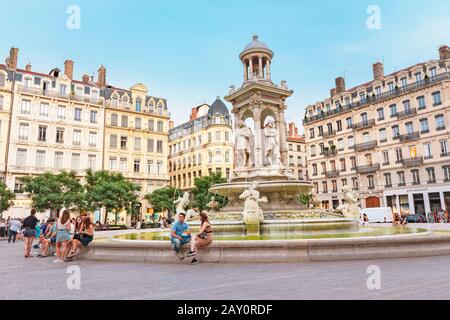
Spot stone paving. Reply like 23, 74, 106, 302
2, 225, 450, 300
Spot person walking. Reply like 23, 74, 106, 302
55, 210, 71, 263
186, 212, 213, 265
0, 219, 6, 238
22, 209, 38, 257
170, 212, 191, 260
8, 218, 22, 243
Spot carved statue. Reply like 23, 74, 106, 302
229, 85, 236, 95
309, 189, 320, 209
185, 208, 198, 221
235, 120, 254, 169
239, 183, 267, 225
280, 80, 288, 89
174, 192, 190, 219
206, 196, 220, 212
336, 186, 361, 219
264, 120, 282, 166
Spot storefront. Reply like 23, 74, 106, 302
384, 185, 450, 216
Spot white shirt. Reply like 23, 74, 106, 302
9, 220, 22, 232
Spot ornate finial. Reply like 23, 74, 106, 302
253, 34, 258, 41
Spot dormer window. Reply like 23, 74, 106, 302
60, 84, 67, 97
112, 96, 118, 107
136, 98, 142, 112
415, 73, 422, 83
430, 67, 437, 79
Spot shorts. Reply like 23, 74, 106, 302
56, 229, 71, 242
80, 235, 93, 247
23, 228, 36, 238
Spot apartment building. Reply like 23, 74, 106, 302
286, 122, 307, 181
303, 45, 450, 215
168, 97, 233, 190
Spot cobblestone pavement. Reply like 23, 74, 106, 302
2, 236, 450, 300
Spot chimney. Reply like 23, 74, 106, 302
64, 60, 74, 80
335, 77, 345, 93
373, 62, 384, 81
98, 65, 106, 87
169, 120, 175, 129
25, 63, 32, 71
439, 45, 450, 60
6, 47, 19, 69
330, 88, 337, 98
190, 107, 198, 121
82, 74, 90, 83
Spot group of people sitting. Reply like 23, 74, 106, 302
14, 209, 94, 262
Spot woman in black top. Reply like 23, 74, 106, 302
23, 209, 38, 258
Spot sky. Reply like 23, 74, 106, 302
1, 0, 450, 132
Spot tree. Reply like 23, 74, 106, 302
191, 173, 228, 212
298, 192, 313, 207
84, 170, 141, 225
21, 171, 84, 215
0, 181, 15, 218
145, 186, 183, 214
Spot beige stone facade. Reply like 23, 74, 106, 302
286, 122, 307, 181
168, 98, 233, 190
304, 45, 450, 215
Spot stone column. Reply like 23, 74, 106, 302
253, 107, 263, 167
408, 193, 415, 215
278, 109, 288, 166
258, 56, 263, 79
395, 195, 401, 214
266, 59, 271, 80
249, 57, 254, 80
423, 192, 431, 214
243, 61, 248, 81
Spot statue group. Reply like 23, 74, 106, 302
173, 192, 198, 221
336, 186, 361, 219
239, 183, 267, 225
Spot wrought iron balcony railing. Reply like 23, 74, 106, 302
356, 164, 380, 174
355, 141, 378, 152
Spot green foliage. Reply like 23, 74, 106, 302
84, 170, 141, 224
145, 186, 183, 213
191, 173, 228, 211
0, 181, 15, 217
21, 171, 84, 214
298, 192, 312, 206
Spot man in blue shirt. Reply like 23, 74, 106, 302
171, 212, 191, 260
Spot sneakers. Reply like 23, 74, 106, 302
191, 258, 199, 265
186, 250, 196, 257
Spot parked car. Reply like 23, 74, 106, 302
406, 214, 427, 223
361, 207, 393, 223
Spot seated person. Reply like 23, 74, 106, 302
66, 216, 95, 261
38, 218, 56, 258
170, 213, 191, 260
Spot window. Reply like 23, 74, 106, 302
348, 136, 355, 149
147, 160, 154, 173
135, 117, 141, 129
436, 115, 445, 130
395, 148, 403, 163
389, 104, 397, 117
392, 125, 400, 139
109, 157, 117, 171
423, 143, 432, 159
444, 166, 450, 182
420, 118, 429, 134
397, 171, 405, 186
16, 149, 27, 166
90, 111, 97, 124
309, 128, 315, 139
417, 96, 426, 110
430, 67, 437, 79
88, 132, 97, 147
368, 175, 375, 189
359, 93, 366, 104
383, 150, 389, 165
426, 167, 436, 183
336, 120, 342, 131
0, 73, 5, 87
215, 150, 221, 163
71, 153, 80, 170
440, 140, 449, 156
225, 151, 230, 163
39, 102, 49, 117
57, 105, 66, 119
403, 100, 411, 112
322, 181, 328, 193
375, 86, 381, 97
21, 100, 31, 114
332, 180, 338, 192
109, 135, 117, 149
157, 140, 163, 153
147, 139, 154, 153
60, 84, 67, 97
74, 108, 82, 121
120, 158, 127, 173
38, 125, 47, 142
148, 120, 154, 131
312, 164, 318, 176
134, 159, 140, 173
215, 131, 221, 141
405, 122, 414, 134
432, 91, 442, 106
73, 130, 81, 146
136, 98, 142, 112
111, 114, 118, 126
313, 183, 319, 194
18, 123, 29, 140
208, 151, 213, 163
0, 95, 3, 110
379, 128, 387, 142
310, 145, 316, 156
121, 115, 128, 127
415, 73, 422, 83
360, 112, 368, 124
208, 132, 212, 142
388, 82, 395, 93
54, 152, 63, 169
337, 139, 344, 151
384, 173, 392, 187
88, 155, 96, 170
56, 128, 64, 143
350, 156, 356, 170
411, 169, 420, 185
36, 150, 45, 168
377, 108, 384, 120
341, 178, 347, 186
157, 121, 163, 132
340, 158, 346, 171
134, 137, 141, 151
120, 136, 127, 150
318, 126, 323, 136
401, 77, 408, 89
346, 117, 352, 129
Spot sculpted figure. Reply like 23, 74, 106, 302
235, 120, 253, 168
239, 183, 267, 225
174, 192, 190, 219
206, 196, 220, 212
264, 120, 282, 166
336, 186, 361, 219
185, 208, 198, 221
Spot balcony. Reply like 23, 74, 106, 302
396, 108, 417, 120
325, 170, 340, 178
17, 85, 104, 106
303, 72, 450, 125
323, 149, 338, 157
399, 132, 420, 143
355, 141, 378, 152
323, 130, 337, 138
402, 157, 424, 167
352, 119, 375, 131
356, 164, 380, 174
